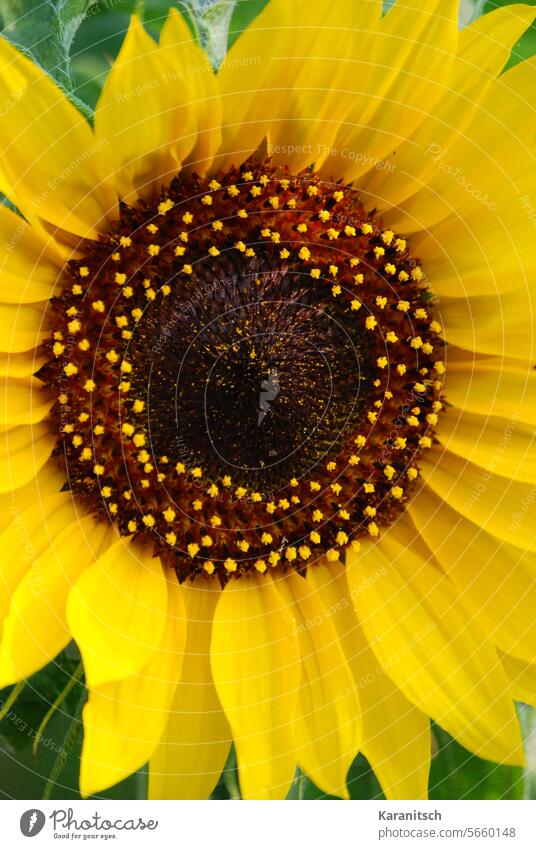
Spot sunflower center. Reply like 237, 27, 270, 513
134, 263, 373, 490
40, 163, 445, 581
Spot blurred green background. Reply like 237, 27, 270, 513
0, 0, 535, 800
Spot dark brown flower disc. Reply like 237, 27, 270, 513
41, 162, 445, 581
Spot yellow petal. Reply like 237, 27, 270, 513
80, 573, 186, 797
501, 652, 536, 706
149, 577, 231, 800
0, 37, 116, 237
0, 350, 46, 379
0, 376, 53, 427
437, 288, 534, 361
66, 537, 168, 689
0, 492, 80, 635
436, 407, 536, 483
421, 447, 536, 554
94, 16, 198, 201
278, 571, 360, 798
409, 484, 536, 666
410, 202, 536, 301
0, 205, 63, 303
217, 0, 382, 171
322, 0, 458, 184
363, 4, 536, 222
444, 352, 536, 427
0, 305, 49, 353
0, 459, 64, 536
0, 422, 54, 493
347, 528, 524, 766
388, 52, 536, 235
308, 560, 431, 800
210, 573, 300, 800
0, 515, 113, 685
159, 9, 221, 175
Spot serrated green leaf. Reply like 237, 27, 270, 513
0, 0, 97, 92
179, 0, 237, 67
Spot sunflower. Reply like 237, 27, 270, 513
0, 0, 535, 802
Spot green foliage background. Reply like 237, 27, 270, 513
0, 0, 534, 801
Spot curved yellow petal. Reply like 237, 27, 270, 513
94, 16, 199, 201
0, 376, 53, 427
437, 289, 534, 361
0, 515, 113, 685
0, 205, 63, 304
444, 353, 536, 427
0, 491, 81, 634
0, 422, 54, 493
501, 653, 536, 706
159, 8, 221, 175
278, 570, 360, 798
217, 0, 382, 171
210, 573, 300, 800
149, 576, 231, 800
387, 52, 536, 235
66, 537, 168, 689
308, 561, 431, 800
0, 304, 49, 354
322, 0, 458, 185
362, 4, 536, 222
0, 459, 64, 537
421, 447, 536, 554
409, 484, 536, 666
80, 573, 186, 797
0, 350, 46, 379
0, 37, 116, 237
410, 198, 536, 302
436, 407, 536, 483
347, 529, 524, 766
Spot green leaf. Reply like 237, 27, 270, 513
429, 724, 524, 800
0, 0, 97, 91
482, 0, 536, 68
459, 0, 487, 27
178, 0, 236, 67
227, 0, 268, 49
211, 745, 241, 799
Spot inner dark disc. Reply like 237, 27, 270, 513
131, 261, 373, 489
